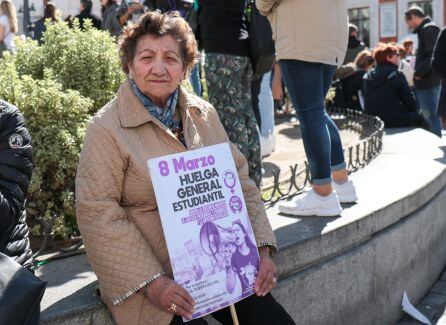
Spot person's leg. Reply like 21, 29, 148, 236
321, 64, 348, 183
205, 53, 261, 187
241, 57, 262, 187
210, 293, 295, 325
189, 62, 202, 96
279, 60, 333, 193
251, 76, 262, 129
415, 86, 442, 137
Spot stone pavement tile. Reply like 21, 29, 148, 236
421, 292, 446, 309
431, 281, 446, 295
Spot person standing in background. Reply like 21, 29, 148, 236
76, 0, 102, 30
344, 23, 366, 65
33, 2, 58, 44
432, 27, 446, 129
100, 0, 121, 37
405, 6, 442, 137
0, 0, 18, 54
199, 0, 262, 187
257, 0, 357, 217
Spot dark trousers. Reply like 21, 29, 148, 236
169, 293, 295, 325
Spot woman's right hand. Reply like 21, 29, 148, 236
145, 275, 195, 319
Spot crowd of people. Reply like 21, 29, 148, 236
334, 6, 445, 136
1, 0, 446, 324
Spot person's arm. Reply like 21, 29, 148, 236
414, 27, 440, 78
398, 73, 418, 112
255, 0, 280, 16
0, 23, 5, 41
76, 120, 166, 306
0, 105, 33, 241
432, 28, 446, 80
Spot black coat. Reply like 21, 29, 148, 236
432, 28, 446, 118
363, 63, 421, 128
75, 10, 102, 30
414, 17, 441, 89
0, 101, 34, 270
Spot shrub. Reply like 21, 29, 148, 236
0, 54, 93, 239
13, 20, 124, 112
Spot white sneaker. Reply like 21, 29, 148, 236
333, 180, 358, 203
278, 189, 343, 217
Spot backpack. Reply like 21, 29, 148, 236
248, 2, 275, 80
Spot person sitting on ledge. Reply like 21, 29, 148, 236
363, 43, 427, 129
75, 11, 294, 325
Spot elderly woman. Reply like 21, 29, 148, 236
76, 11, 294, 325
363, 43, 425, 129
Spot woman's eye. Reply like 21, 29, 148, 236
166, 57, 178, 62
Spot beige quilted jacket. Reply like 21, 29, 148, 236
75, 79, 277, 325
256, 0, 349, 67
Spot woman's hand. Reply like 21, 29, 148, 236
145, 275, 195, 319
254, 247, 277, 297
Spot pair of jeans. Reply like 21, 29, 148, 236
169, 293, 295, 325
415, 85, 442, 137
279, 60, 346, 185
205, 53, 262, 187
259, 71, 274, 138
189, 62, 202, 96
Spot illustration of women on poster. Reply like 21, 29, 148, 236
226, 221, 259, 296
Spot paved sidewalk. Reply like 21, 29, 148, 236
262, 116, 360, 187
398, 268, 446, 324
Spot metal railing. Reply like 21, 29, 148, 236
32, 107, 384, 259
261, 107, 384, 207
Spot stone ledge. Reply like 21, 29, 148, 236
37, 128, 446, 324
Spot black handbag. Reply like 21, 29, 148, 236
248, 1, 276, 80
0, 252, 46, 325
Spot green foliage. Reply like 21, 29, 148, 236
0, 54, 93, 239
13, 20, 124, 112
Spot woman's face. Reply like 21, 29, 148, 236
128, 34, 185, 107
387, 52, 399, 66
100, 0, 108, 7
232, 224, 245, 247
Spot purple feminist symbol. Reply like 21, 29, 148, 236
229, 196, 243, 214
223, 171, 236, 194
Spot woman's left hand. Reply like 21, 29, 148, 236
254, 246, 277, 296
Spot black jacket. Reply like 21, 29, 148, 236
198, 0, 250, 57
433, 28, 446, 118
343, 36, 366, 65
0, 101, 34, 270
75, 10, 102, 30
414, 17, 441, 89
363, 63, 421, 128
334, 68, 367, 110
432, 27, 446, 80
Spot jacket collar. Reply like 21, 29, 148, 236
414, 17, 432, 33
117, 78, 204, 128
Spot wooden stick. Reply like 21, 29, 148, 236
229, 304, 239, 325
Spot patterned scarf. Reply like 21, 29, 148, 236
130, 80, 185, 145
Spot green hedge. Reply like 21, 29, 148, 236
14, 20, 124, 112
0, 55, 93, 238
0, 21, 124, 240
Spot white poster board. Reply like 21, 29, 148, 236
148, 143, 259, 321
380, 2, 397, 38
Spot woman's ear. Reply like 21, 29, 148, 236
128, 64, 134, 79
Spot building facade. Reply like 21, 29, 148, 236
11, 0, 103, 34
347, 0, 445, 47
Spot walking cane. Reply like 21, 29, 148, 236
229, 304, 239, 325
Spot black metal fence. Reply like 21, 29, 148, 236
261, 107, 384, 207
33, 108, 384, 260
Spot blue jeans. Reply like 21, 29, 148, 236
189, 62, 202, 96
415, 86, 441, 137
259, 71, 274, 137
279, 60, 346, 185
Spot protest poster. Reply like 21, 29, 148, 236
148, 143, 259, 321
